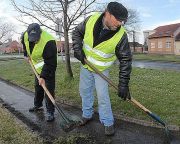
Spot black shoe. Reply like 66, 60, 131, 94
79, 117, 93, 126
105, 125, 115, 136
47, 112, 55, 122
29, 106, 43, 112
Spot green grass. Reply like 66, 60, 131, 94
0, 106, 43, 144
0, 59, 180, 126
133, 53, 180, 63
0, 104, 91, 144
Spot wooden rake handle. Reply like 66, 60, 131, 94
28, 58, 56, 104
28, 58, 72, 123
84, 59, 168, 128
84, 59, 153, 114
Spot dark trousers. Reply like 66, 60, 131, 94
34, 76, 55, 113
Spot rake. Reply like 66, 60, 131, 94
28, 58, 81, 132
84, 58, 172, 142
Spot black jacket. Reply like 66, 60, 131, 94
72, 13, 132, 87
21, 33, 57, 80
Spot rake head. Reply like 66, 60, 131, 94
60, 114, 82, 132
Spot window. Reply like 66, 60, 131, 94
151, 42, 155, 48
166, 38, 171, 48
158, 41, 162, 48
166, 42, 171, 48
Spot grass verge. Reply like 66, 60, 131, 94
0, 105, 43, 144
133, 53, 180, 63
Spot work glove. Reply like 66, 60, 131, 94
118, 85, 131, 100
74, 50, 86, 65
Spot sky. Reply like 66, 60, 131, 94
119, 0, 180, 29
0, 0, 180, 43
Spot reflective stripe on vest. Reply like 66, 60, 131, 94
84, 44, 114, 59
87, 56, 114, 67
83, 13, 125, 71
34, 61, 44, 69
24, 30, 55, 74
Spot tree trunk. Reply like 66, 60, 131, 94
63, 0, 73, 78
133, 31, 135, 52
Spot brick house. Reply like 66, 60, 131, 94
0, 40, 23, 54
147, 23, 180, 55
0, 40, 73, 55
175, 33, 180, 55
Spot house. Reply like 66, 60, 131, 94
0, 40, 74, 55
129, 42, 143, 53
147, 23, 180, 55
175, 33, 180, 55
0, 40, 23, 54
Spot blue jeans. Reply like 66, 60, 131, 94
79, 66, 114, 126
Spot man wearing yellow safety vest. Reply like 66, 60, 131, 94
72, 2, 132, 136
21, 23, 57, 122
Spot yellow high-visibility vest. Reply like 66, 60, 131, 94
83, 13, 125, 71
24, 30, 55, 74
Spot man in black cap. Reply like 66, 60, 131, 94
21, 23, 57, 122
72, 2, 132, 136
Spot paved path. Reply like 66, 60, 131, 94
132, 61, 180, 71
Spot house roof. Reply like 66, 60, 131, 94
149, 23, 180, 39
0, 40, 21, 49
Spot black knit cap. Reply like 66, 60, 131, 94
107, 2, 128, 21
27, 23, 41, 42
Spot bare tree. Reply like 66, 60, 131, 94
0, 19, 14, 43
125, 9, 140, 31
124, 8, 141, 52
10, 0, 97, 78
10, 0, 140, 78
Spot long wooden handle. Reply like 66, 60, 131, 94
84, 59, 151, 113
84, 62, 170, 144
28, 58, 72, 123
28, 59, 55, 104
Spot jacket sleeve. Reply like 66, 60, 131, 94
21, 33, 28, 57
115, 32, 132, 87
40, 40, 57, 79
72, 16, 90, 52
